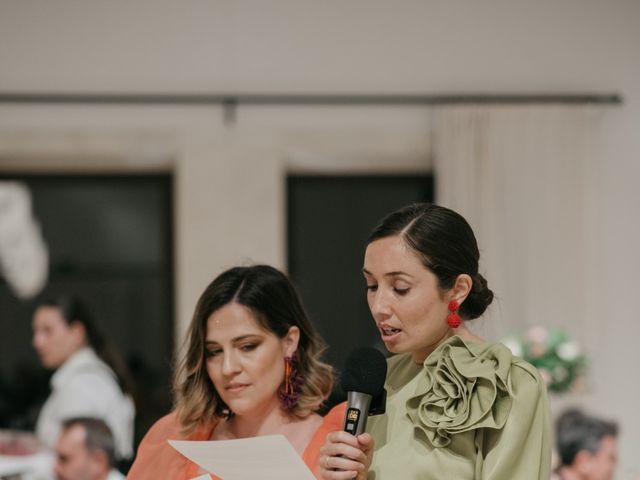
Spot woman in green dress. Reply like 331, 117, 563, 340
319, 203, 551, 480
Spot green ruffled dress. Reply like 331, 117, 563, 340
367, 336, 551, 479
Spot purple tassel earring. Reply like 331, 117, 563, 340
278, 355, 302, 410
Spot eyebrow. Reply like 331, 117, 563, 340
205, 334, 262, 345
362, 268, 414, 278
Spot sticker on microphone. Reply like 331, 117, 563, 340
344, 408, 361, 435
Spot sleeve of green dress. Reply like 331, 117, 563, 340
478, 362, 552, 480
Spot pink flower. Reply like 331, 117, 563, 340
527, 325, 548, 344
538, 368, 552, 386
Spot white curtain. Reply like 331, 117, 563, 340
432, 105, 603, 348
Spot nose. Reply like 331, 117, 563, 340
221, 350, 242, 377
369, 289, 392, 320
32, 332, 42, 350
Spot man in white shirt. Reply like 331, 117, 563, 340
54, 417, 125, 480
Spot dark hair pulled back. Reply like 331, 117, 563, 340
367, 203, 494, 320
37, 296, 133, 395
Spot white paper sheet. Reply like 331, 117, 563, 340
169, 434, 316, 480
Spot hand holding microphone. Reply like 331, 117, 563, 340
320, 347, 387, 480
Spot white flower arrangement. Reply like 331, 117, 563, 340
0, 182, 48, 299
501, 326, 586, 394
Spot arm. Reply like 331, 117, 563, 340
480, 363, 552, 480
127, 412, 192, 480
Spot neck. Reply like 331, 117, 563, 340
98, 469, 112, 480
226, 400, 292, 439
411, 328, 453, 363
411, 324, 482, 363
556, 467, 583, 480
214, 399, 321, 456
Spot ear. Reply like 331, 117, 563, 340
450, 274, 473, 304
282, 326, 300, 357
69, 321, 88, 346
573, 449, 594, 475
88, 449, 109, 476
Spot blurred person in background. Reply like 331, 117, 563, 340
553, 408, 618, 480
54, 417, 124, 480
32, 296, 135, 464
128, 265, 343, 479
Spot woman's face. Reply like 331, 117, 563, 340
205, 302, 299, 417
364, 235, 451, 363
32, 306, 85, 369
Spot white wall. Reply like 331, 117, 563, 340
1, 0, 639, 475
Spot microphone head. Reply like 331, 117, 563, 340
340, 347, 387, 396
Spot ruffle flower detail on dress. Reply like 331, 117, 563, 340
406, 336, 514, 447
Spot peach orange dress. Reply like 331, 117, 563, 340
127, 402, 345, 480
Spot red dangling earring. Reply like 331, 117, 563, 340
447, 299, 461, 328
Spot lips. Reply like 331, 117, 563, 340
225, 383, 250, 393
379, 324, 402, 340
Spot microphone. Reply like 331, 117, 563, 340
341, 347, 388, 436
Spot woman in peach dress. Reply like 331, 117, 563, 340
127, 265, 343, 479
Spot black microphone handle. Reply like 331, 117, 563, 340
344, 391, 373, 436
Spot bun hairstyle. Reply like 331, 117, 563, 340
367, 203, 494, 320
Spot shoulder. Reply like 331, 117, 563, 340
306, 402, 345, 444
55, 366, 123, 406
308, 403, 346, 445
139, 412, 185, 444
128, 412, 204, 480
59, 351, 119, 389
320, 402, 346, 431
65, 368, 119, 390
139, 411, 218, 444
507, 355, 547, 401
470, 340, 548, 422
106, 469, 126, 480
467, 339, 546, 398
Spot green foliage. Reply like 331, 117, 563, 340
501, 326, 586, 394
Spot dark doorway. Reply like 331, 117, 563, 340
287, 174, 434, 376
0, 174, 173, 448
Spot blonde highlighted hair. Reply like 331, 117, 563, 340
174, 265, 333, 435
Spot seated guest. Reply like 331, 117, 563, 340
554, 408, 618, 480
54, 417, 124, 480
128, 265, 343, 479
